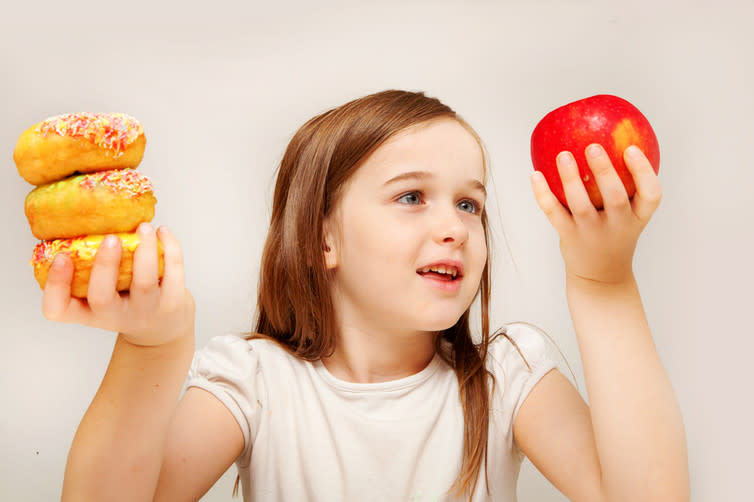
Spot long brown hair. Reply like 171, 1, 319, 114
240, 89, 516, 499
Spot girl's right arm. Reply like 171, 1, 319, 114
43, 223, 243, 501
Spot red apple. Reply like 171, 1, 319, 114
530, 94, 660, 210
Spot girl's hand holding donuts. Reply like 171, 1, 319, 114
41, 222, 195, 347
530, 143, 663, 286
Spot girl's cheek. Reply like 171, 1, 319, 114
473, 232, 488, 264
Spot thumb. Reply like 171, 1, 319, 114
41, 253, 82, 322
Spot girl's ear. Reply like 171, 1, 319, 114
323, 217, 339, 270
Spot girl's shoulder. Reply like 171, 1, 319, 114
191, 332, 301, 372
486, 321, 565, 381
488, 320, 558, 358
186, 333, 305, 462
484, 322, 566, 439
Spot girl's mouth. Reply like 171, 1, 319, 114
416, 266, 463, 292
416, 263, 462, 279
417, 270, 457, 282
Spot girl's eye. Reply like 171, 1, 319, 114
397, 192, 423, 205
458, 199, 481, 214
397, 192, 482, 213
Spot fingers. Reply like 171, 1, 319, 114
530, 169, 574, 235
532, 145, 634, 228
558, 150, 602, 219
156, 226, 186, 312
623, 145, 662, 222
42, 253, 88, 322
87, 235, 124, 311
583, 144, 634, 216
42, 254, 73, 316
130, 222, 161, 310
39, 224, 189, 337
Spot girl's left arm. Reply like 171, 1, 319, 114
528, 144, 690, 501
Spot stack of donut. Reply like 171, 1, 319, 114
14, 112, 164, 298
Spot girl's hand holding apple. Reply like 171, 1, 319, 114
530, 142, 663, 286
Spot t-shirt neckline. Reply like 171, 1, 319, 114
312, 351, 445, 394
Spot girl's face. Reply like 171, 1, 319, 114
324, 118, 487, 336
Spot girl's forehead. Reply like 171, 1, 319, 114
361, 118, 485, 181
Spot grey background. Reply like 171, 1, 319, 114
2, 0, 752, 500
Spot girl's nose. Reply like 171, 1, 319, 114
433, 207, 469, 246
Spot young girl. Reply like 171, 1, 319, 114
43, 90, 689, 501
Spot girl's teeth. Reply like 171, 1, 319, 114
420, 265, 459, 277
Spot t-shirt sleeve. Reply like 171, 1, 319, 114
487, 321, 565, 459
185, 333, 263, 465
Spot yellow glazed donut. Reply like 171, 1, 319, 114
14, 112, 146, 186
31, 233, 165, 298
25, 169, 156, 240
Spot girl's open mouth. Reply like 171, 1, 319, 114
417, 270, 458, 282
416, 265, 463, 292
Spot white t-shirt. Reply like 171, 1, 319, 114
186, 322, 562, 502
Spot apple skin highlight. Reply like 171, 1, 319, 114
530, 94, 660, 210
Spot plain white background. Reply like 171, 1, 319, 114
1, 0, 752, 500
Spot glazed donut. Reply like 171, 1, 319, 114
25, 169, 156, 240
31, 233, 165, 299
14, 112, 146, 186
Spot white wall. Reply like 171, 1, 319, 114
1, 0, 752, 500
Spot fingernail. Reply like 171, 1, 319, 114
626, 145, 641, 158
138, 222, 152, 235
587, 144, 602, 158
104, 235, 119, 247
51, 254, 65, 269
557, 151, 574, 165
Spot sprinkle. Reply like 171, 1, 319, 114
31, 239, 75, 266
30, 234, 141, 267
36, 112, 144, 156
78, 169, 154, 197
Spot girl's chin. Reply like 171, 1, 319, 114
417, 314, 466, 333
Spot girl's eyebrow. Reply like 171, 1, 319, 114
382, 170, 487, 197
